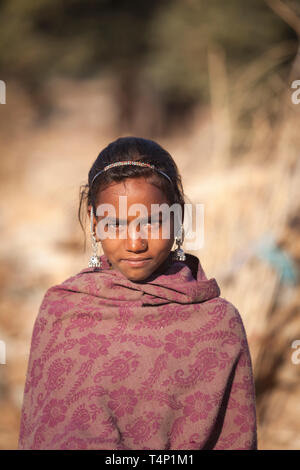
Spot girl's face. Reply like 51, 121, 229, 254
89, 177, 175, 282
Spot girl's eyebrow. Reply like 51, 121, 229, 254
100, 213, 163, 223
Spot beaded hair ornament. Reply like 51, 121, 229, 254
90, 160, 172, 187
88, 160, 185, 268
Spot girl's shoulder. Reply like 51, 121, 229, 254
34, 271, 86, 321
203, 295, 250, 343
40, 268, 93, 299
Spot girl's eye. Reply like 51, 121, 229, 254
151, 220, 162, 226
106, 220, 161, 231
107, 223, 126, 230
138, 221, 160, 229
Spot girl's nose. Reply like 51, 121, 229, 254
125, 223, 148, 252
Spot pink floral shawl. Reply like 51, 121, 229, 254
18, 253, 257, 450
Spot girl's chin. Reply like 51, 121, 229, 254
121, 268, 153, 282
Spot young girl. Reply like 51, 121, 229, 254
18, 136, 257, 450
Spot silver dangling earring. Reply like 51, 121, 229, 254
172, 223, 186, 261
88, 206, 102, 268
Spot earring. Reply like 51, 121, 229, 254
172, 224, 186, 261
88, 206, 102, 268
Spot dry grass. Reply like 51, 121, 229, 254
0, 48, 300, 448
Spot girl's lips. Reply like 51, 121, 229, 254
121, 258, 152, 267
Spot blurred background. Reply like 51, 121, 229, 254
0, 0, 300, 450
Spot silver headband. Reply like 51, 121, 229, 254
90, 160, 172, 187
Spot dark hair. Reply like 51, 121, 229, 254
78, 136, 186, 250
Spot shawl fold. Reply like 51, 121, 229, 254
18, 253, 257, 450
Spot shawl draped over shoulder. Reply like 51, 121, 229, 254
18, 253, 257, 450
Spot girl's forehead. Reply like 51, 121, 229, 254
97, 178, 169, 204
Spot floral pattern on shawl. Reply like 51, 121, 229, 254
18, 253, 257, 450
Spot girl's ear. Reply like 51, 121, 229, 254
88, 205, 96, 233
88, 205, 102, 243
87, 205, 92, 224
